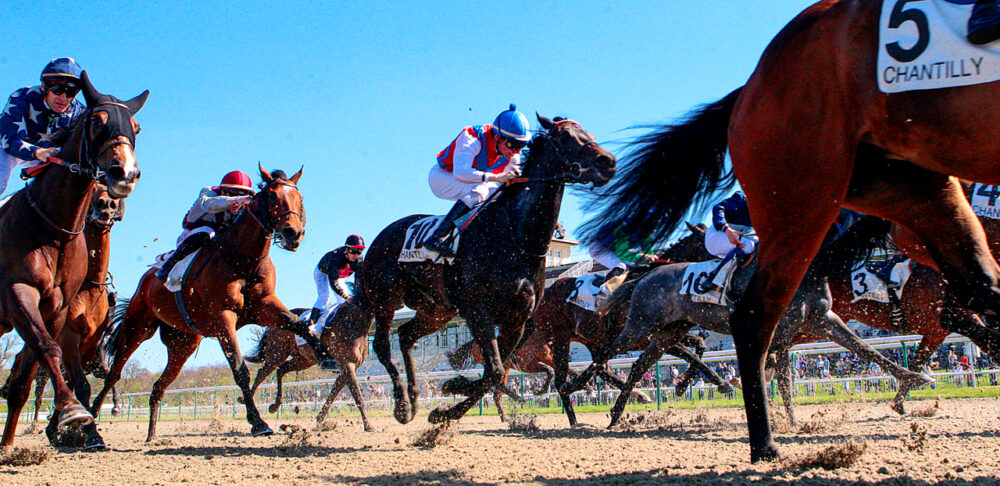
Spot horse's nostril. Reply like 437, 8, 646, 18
281, 227, 300, 240
107, 166, 125, 180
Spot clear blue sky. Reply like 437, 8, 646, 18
1, 1, 813, 370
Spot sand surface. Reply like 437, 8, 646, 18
2, 398, 1000, 485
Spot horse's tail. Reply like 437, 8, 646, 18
579, 87, 743, 248
811, 213, 893, 278
104, 297, 134, 365
447, 340, 477, 371
245, 327, 270, 364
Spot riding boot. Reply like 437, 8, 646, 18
155, 233, 209, 281
887, 287, 907, 334
422, 201, 469, 257
701, 248, 738, 293
969, 0, 1000, 45
595, 266, 628, 315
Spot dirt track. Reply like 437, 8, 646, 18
3, 397, 1000, 485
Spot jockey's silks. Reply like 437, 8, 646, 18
436, 124, 511, 175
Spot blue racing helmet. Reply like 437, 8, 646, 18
492, 104, 531, 142
40, 57, 83, 83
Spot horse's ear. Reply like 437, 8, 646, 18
537, 113, 554, 130
259, 162, 273, 183
685, 221, 699, 233
290, 166, 303, 185
123, 90, 150, 115
80, 71, 100, 107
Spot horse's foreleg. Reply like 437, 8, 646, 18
342, 363, 373, 431
268, 357, 309, 414
552, 334, 578, 426
147, 327, 200, 442
429, 314, 506, 424
372, 320, 409, 424
33, 371, 48, 422
670, 342, 730, 394
396, 319, 424, 423
244, 345, 285, 405
892, 330, 947, 415
315, 373, 348, 425
62, 330, 107, 450
537, 363, 555, 396
608, 331, 680, 427
1, 350, 39, 451
770, 343, 796, 425
218, 320, 271, 437
6, 285, 86, 426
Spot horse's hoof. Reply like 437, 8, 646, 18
750, 442, 782, 463
393, 402, 412, 424
58, 404, 94, 428
268, 403, 280, 414
45, 426, 58, 447
427, 407, 449, 424
84, 436, 108, 452
363, 425, 374, 432
718, 383, 735, 394
441, 376, 470, 396
251, 423, 273, 437
890, 400, 906, 416
633, 391, 653, 404
111, 408, 121, 417
236, 396, 246, 405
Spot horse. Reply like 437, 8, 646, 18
578, 1, 1000, 460
569, 216, 933, 431
361, 115, 615, 425
769, 260, 983, 424
242, 302, 376, 431
3, 184, 125, 449
25, 337, 120, 424
538, 222, 735, 427
91, 166, 320, 441
0, 72, 146, 451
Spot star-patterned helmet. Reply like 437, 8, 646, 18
40, 57, 83, 84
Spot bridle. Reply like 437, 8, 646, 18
245, 180, 303, 249
515, 120, 599, 185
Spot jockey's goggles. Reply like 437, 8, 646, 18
503, 137, 527, 151
347, 248, 363, 255
46, 81, 80, 97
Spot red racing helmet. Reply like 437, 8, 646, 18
220, 170, 253, 192
345, 234, 366, 250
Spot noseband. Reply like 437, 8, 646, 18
245, 180, 303, 248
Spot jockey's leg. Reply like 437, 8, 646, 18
155, 231, 211, 281
969, 0, 1000, 45
422, 200, 470, 256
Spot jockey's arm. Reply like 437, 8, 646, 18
0, 91, 41, 161
195, 188, 248, 214
451, 130, 504, 183
332, 278, 351, 300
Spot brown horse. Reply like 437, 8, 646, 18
771, 259, 981, 424
242, 303, 376, 431
5, 185, 125, 449
581, 0, 1000, 461
92, 167, 319, 441
0, 73, 146, 451
363, 115, 615, 425
539, 223, 736, 426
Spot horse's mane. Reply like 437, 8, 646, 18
576, 89, 742, 249
50, 114, 86, 147
810, 215, 893, 278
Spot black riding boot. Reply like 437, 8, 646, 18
701, 248, 738, 293
155, 233, 210, 281
969, 0, 1000, 45
422, 201, 469, 257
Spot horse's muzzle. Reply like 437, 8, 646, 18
279, 226, 303, 251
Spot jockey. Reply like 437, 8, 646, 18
969, 0, 1000, 45
703, 192, 758, 293
588, 220, 657, 305
155, 171, 254, 281
309, 234, 365, 325
423, 104, 530, 256
0, 57, 86, 195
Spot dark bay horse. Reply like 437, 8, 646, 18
0, 72, 146, 451
242, 303, 376, 431
538, 223, 734, 427
92, 167, 320, 441
579, 1, 1000, 461
362, 115, 615, 425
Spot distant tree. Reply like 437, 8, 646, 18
1, 334, 19, 371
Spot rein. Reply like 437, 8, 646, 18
25, 183, 85, 236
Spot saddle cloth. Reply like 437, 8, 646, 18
971, 183, 1000, 219
397, 215, 464, 264
678, 259, 734, 306
878, 0, 1000, 93
850, 259, 913, 304
151, 250, 201, 293
566, 273, 606, 312
293, 305, 340, 347
0, 193, 12, 210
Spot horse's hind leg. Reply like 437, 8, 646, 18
91, 304, 159, 416
372, 310, 411, 424
891, 330, 947, 415
847, 158, 1000, 341
1, 350, 39, 450
315, 374, 349, 425
398, 310, 452, 422
147, 326, 200, 442
552, 334, 579, 426
268, 355, 311, 414
342, 363, 374, 431
33, 370, 48, 422
608, 329, 684, 428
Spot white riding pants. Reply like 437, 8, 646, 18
428, 164, 502, 209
